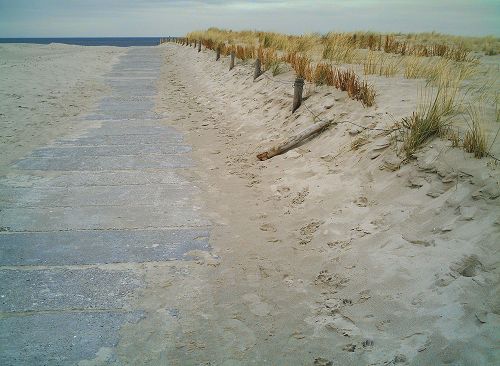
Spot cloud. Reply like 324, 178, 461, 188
0, 0, 498, 37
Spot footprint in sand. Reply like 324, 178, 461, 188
400, 332, 430, 355
291, 187, 309, 206
300, 220, 324, 236
450, 254, 484, 277
402, 233, 435, 247
327, 239, 352, 250
351, 224, 373, 238
434, 258, 482, 287
298, 220, 324, 245
342, 343, 356, 352
314, 358, 333, 366
354, 196, 369, 207
259, 223, 277, 232
362, 338, 374, 348
275, 185, 291, 199
314, 270, 349, 293
326, 313, 360, 338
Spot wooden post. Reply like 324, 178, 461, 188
216, 47, 221, 61
198, 40, 201, 52
292, 78, 304, 113
254, 58, 261, 80
230, 51, 235, 70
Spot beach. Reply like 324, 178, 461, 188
0, 43, 125, 172
0, 40, 498, 365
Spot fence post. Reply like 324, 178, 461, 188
194, 40, 197, 49
253, 58, 262, 80
198, 40, 201, 52
216, 46, 221, 61
292, 78, 304, 113
230, 51, 235, 70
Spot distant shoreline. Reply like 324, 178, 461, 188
0, 37, 168, 47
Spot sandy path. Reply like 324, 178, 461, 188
136, 44, 499, 365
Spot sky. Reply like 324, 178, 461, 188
0, 0, 499, 37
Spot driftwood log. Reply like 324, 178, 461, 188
257, 119, 334, 161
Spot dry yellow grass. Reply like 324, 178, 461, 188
463, 106, 488, 158
363, 51, 401, 77
322, 33, 357, 64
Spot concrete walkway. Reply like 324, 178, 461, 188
0, 47, 210, 365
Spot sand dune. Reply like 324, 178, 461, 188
150, 43, 500, 365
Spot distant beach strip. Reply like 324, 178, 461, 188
0, 37, 165, 47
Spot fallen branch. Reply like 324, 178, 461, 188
257, 119, 334, 161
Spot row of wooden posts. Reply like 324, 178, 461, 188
163, 37, 305, 113
162, 37, 333, 161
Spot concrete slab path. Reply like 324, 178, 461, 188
0, 47, 210, 365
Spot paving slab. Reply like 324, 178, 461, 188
54, 133, 184, 146
13, 154, 192, 171
96, 96, 155, 112
0, 311, 144, 366
0, 267, 143, 312
0, 205, 210, 232
84, 125, 177, 137
0, 184, 197, 208
0, 228, 210, 265
84, 112, 160, 121
0, 170, 193, 188
107, 79, 157, 96
86, 119, 174, 128
30, 144, 191, 158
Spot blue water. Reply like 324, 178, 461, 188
0, 37, 165, 47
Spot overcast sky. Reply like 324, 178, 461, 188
0, 0, 499, 37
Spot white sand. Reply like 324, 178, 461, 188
0, 43, 125, 172
137, 43, 499, 364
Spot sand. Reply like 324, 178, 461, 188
0, 41, 498, 365
0, 43, 125, 173
131, 43, 499, 365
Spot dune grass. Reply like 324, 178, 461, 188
184, 28, 495, 158
364, 51, 401, 77
399, 76, 461, 158
463, 106, 488, 158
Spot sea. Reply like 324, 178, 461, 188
0, 37, 166, 47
